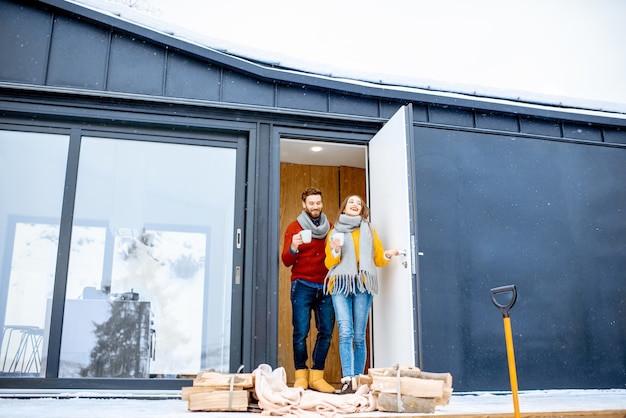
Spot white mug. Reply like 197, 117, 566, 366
300, 229, 312, 243
333, 232, 344, 246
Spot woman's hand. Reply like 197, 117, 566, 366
384, 249, 400, 259
330, 237, 342, 253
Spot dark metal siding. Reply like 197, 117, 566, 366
249, 122, 278, 370
47, 15, 109, 89
165, 52, 221, 101
222, 69, 275, 107
476, 112, 519, 132
429, 105, 475, 127
414, 126, 626, 390
562, 122, 603, 142
0, 0, 51, 84
108, 33, 166, 95
329, 92, 379, 117
412, 104, 429, 123
277, 84, 328, 113
604, 128, 626, 145
520, 117, 563, 137
381, 100, 410, 119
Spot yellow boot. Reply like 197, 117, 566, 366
294, 369, 309, 389
308, 369, 335, 393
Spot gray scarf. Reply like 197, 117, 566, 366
297, 211, 330, 239
325, 214, 378, 295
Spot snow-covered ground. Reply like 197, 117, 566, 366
1, 389, 625, 417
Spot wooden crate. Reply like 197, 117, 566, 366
367, 365, 453, 413
182, 370, 255, 412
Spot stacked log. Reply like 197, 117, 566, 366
364, 365, 453, 413
182, 370, 255, 412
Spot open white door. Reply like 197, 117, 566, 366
368, 105, 416, 368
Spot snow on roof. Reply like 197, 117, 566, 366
65, 0, 626, 118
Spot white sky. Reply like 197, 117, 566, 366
74, 0, 626, 113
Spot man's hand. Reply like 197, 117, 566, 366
291, 233, 303, 253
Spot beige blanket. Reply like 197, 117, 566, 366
252, 364, 376, 417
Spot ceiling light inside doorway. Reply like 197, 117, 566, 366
310, 146, 322, 152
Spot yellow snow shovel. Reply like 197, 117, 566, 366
490, 284, 521, 418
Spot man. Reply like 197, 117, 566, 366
281, 187, 335, 393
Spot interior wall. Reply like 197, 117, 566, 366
278, 163, 366, 386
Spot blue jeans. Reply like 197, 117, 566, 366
331, 289, 373, 378
291, 280, 335, 370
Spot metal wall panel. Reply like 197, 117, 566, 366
520, 117, 562, 137
430, 105, 474, 127
476, 112, 519, 132
604, 128, 626, 145
222, 70, 274, 107
165, 52, 221, 101
276, 84, 328, 112
414, 126, 626, 391
412, 103, 429, 123
329, 92, 379, 117
47, 15, 109, 89
107, 33, 165, 95
0, 0, 50, 84
380, 100, 412, 120
563, 122, 603, 142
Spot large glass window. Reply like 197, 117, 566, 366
59, 136, 237, 378
0, 130, 70, 377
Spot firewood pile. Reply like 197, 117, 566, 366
361, 365, 453, 413
182, 370, 256, 412
181, 365, 451, 414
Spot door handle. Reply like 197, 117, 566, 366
397, 249, 408, 268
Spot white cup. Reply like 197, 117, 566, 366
334, 232, 344, 246
300, 229, 312, 243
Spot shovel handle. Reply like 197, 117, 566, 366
490, 285, 517, 318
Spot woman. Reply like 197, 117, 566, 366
324, 194, 399, 394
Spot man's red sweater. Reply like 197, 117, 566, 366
281, 220, 330, 284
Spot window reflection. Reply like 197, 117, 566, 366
61, 137, 236, 378
1, 130, 238, 380
2, 223, 59, 377
61, 227, 210, 377
0, 130, 69, 378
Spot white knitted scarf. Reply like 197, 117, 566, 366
325, 214, 378, 295
297, 211, 330, 239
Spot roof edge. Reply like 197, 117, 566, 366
29, 0, 626, 126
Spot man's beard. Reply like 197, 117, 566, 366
306, 209, 321, 219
